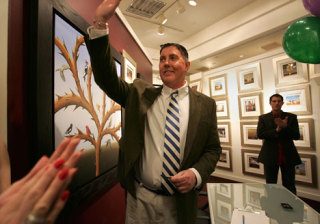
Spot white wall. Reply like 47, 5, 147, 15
190, 48, 320, 202
0, 0, 8, 143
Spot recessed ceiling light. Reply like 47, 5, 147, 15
188, 0, 197, 6
158, 25, 165, 35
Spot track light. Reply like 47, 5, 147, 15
188, 0, 197, 6
176, 1, 185, 14
158, 14, 167, 25
158, 25, 165, 35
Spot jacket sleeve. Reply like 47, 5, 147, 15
278, 114, 300, 140
257, 115, 278, 140
85, 34, 130, 107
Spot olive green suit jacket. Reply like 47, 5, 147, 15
85, 35, 221, 224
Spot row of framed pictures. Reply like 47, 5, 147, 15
197, 54, 311, 98
218, 118, 315, 151
216, 147, 318, 188
213, 83, 312, 121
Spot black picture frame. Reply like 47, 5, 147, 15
28, 0, 122, 214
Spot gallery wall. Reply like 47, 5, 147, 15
189, 48, 320, 202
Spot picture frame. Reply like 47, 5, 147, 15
214, 97, 229, 119
241, 149, 264, 177
244, 184, 265, 209
122, 50, 137, 83
217, 147, 232, 171
238, 93, 263, 119
276, 85, 312, 115
237, 62, 262, 92
216, 183, 233, 198
240, 121, 262, 147
294, 119, 315, 151
217, 122, 231, 145
273, 54, 309, 87
295, 154, 317, 188
209, 74, 227, 97
189, 78, 202, 92
30, 0, 122, 212
309, 64, 320, 79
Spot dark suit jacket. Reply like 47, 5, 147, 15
85, 35, 221, 224
257, 111, 301, 166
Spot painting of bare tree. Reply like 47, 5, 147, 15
54, 14, 121, 176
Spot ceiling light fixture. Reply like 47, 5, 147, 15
188, 0, 197, 6
158, 14, 168, 25
158, 25, 165, 35
176, 1, 186, 14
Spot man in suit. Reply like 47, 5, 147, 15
85, 1, 221, 223
257, 93, 301, 194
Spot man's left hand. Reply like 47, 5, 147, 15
170, 170, 196, 193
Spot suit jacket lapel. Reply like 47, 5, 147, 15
182, 88, 201, 164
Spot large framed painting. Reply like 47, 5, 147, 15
294, 119, 315, 151
276, 85, 312, 115
238, 93, 263, 119
29, 0, 122, 213
295, 154, 317, 188
237, 62, 262, 93
241, 149, 264, 177
209, 74, 227, 97
273, 54, 309, 87
240, 121, 262, 147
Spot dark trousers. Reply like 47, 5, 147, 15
264, 163, 296, 194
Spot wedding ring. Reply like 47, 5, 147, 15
25, 213, 46, 224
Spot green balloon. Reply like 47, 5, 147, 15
283, 16, 320, 64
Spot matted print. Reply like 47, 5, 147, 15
237, 62, 262, 92
273, 54, 308, 87
294, 119, 315, 151
209, 74, 227, 97
122, 50, 136, 83
244, 184, 265, 209
241, 149, 264, 177
309, 64, 320, 79
240, 121, 262, 147
238, 93, 263, 119
276, 85, 312, 115
217, 147, 232, 171
217, 122, 231, 145
189, 78, 202, 92
295, 154, 317, 188
214, 97, 229, 119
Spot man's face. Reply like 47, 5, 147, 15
270, 96, 284, 112
159, 46, 190, 89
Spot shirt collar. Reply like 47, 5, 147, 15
162, 81, 189, 98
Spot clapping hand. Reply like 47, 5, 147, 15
0, 137, 82, 224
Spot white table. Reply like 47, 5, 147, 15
207, 183, 320, 224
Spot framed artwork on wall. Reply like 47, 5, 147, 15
241, 149, 264, 177
217, 147, 232, 171
309, 64, 320, 79
273, 54, 309, 87
237, 62, 262, 93
240, 121, 262, 147
217, 122, 231, 145
214, 97, 229, 119
276, 85, 312, 115
122, 50, 136, 83
238, 93, 263, 119
30, 0, 123, 213
294, 119, 315, 151
209, 74, 227, 97
295, 154, 317, 188
189, 78, 202, 92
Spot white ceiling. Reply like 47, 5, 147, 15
118, 0, 307, 74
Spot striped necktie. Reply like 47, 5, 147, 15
161, 91, 180, 195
